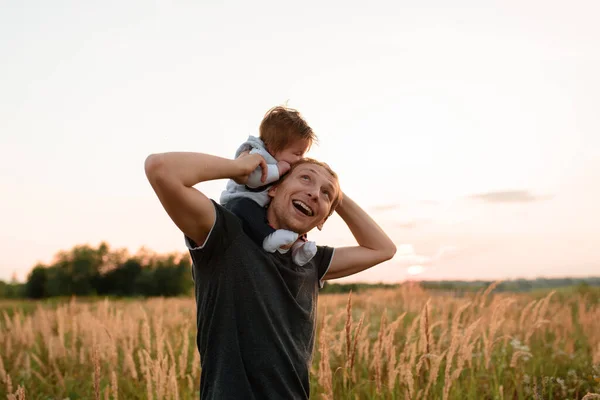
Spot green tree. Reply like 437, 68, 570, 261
26, 264, 48, 299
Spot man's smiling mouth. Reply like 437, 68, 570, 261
292, 200, 314, 216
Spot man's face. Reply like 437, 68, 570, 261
267, 163, 339, 234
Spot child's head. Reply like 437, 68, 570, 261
259, 105, 317, 165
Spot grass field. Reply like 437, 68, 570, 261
1, 283, 599, 399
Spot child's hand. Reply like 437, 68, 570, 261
234, 153, 268, 184
277, 160, 291, 176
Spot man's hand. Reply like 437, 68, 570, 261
233, 153, 268, 185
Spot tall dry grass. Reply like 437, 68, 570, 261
0, 283, 599, 399
312, 283, 600, 399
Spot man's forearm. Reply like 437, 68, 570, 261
323, 194, 397, 280
145, 152, 241, 187
336, 194, 396, 256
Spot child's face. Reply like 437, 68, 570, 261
273, 138, 311, 165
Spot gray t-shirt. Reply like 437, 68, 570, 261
185, 200, 334, 399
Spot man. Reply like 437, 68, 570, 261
144, 150, 396, 399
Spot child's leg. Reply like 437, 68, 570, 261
291, 236, 317, 266
224, 197, 275, 246
224, 197, 298, 252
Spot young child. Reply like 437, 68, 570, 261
219, 105, 318, 266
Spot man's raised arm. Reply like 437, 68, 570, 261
144, 152, 266, 246
324, 194, 396, 280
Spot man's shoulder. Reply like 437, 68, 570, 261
313, 245, 335, 284
210, 200, 245, 235
210, 199, 233, 215
185, 200, 244, 255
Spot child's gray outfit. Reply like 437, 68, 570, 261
219, 135, 317, 266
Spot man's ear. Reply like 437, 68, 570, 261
268, 185, 277, 198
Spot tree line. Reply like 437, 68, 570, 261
419, 277, 600, 292
1, 242, 599, 299
0, 242, 194, 299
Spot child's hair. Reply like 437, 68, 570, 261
259, 106, 317, 154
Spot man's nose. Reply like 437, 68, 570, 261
306, 187, 319, 201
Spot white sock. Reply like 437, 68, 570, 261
292, 241, 317, 266
263, 230, 299, 253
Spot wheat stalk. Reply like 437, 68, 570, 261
345, 290, 353, 363
479, 281, 502, 308
349, 313, 365, 383
111, 370, 118, 400
92, 344, 100, 400
423, 350, 447, 399
582, 394, 600, 400
0, 353, 6, 383
510, 350, 532, 368
15, 385, 26, 400
179, 325, 190, 377
317, 321, 333, 398
7, 373, 13, 394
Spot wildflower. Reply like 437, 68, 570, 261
510, 338, 530, 352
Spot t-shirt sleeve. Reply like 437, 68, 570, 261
314, 246, 335, 289
184, 200, 244, 269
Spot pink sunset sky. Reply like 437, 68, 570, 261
1, 1, 599, 283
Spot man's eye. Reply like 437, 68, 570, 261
322, 190, 330, 197
301, 175, 309, 180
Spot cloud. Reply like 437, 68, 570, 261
395, 219, 431, 229
370, 203, 401, 212
467, 190, 550, 204
394, 244, 433, 265
396, 221, 419, 229
371, 200, 439, 211
433, 245, 459, 260
407, 265, 425, 276
340, 243, 464, 282
391, 244, 461, 273
396, 244, 460, 278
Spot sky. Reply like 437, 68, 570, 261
1, 0, 599, 283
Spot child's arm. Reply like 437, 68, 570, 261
244, 149, 290, 188
246, 165, 281, 188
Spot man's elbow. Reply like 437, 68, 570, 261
382, 242, 397, 261
144, 153, 166, 184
